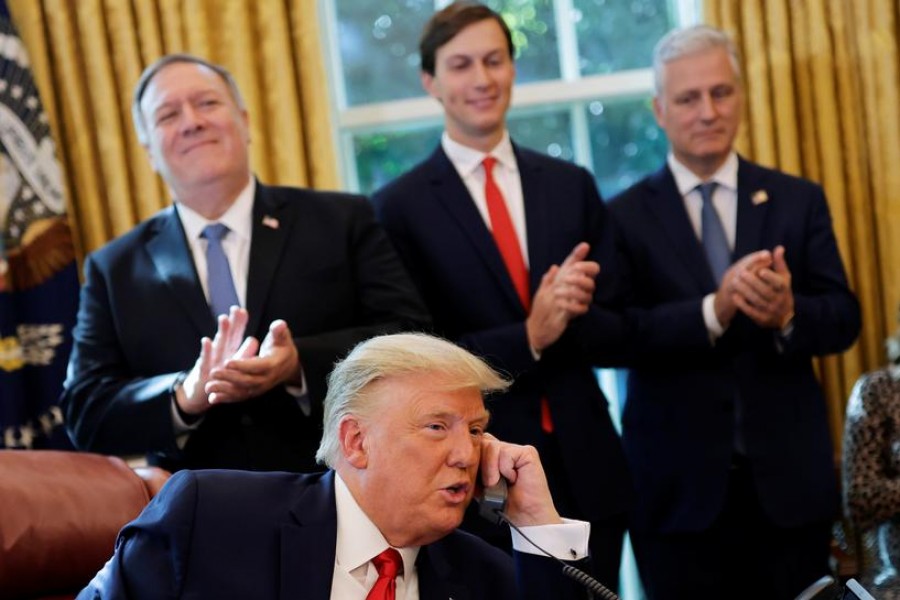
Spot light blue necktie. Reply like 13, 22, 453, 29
201, 223, 240, 317
699, 182, 730, 284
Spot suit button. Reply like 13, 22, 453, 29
241, 415, 253, 426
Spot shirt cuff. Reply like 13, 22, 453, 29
284, 368, 311, 416
171, 396, 201, 450
702, 293, 725, 341
511, 518, 590, 560
774, 312, 796, 354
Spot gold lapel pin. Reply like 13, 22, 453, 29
751, 190, 768, 206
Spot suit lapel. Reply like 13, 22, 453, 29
279, 471, 339, 600
733, 157, 770, 259
245, 183, 293, 338
417, 540, 472, 600
427, 148, 526, 315
145, 207, 214, 335
644, 166, 718, 291
516, 145, 551, 294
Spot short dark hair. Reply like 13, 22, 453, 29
419, 1, 514, 76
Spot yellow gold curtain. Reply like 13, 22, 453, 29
7, 0, 337, 258
706, 0, 900, 451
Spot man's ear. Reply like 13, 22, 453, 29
651, 96, 664, 128
338, 415, 368, 469
240, 108, 251, 144
421, 71, 440, 102
142, 144, 160, 174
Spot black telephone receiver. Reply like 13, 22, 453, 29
474, 475, 508, 524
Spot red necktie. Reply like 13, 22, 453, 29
366, 548, 402, 600
483, 157, 553, 433
483, 157, 530, 311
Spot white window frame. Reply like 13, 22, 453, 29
319, 0, 701, 192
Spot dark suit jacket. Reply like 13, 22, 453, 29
372, 145, 632, 522
608, 158, 860, 533
77, 469, 586, 600
61, 183, 430, 472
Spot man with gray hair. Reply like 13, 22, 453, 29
61, 54, 429, 474
77, 333, 592, 599
608, 24, 859, 598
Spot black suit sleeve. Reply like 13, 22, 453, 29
62, 254, 184, 457
774, 186, 860, 357
76, 471, 198, 600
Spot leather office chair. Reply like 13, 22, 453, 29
0, 450, 170, 600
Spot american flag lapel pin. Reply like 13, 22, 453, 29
262, 215, 280, 230
751, 189, 768, 206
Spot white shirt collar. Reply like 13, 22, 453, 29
175, 177, 256, 243
334, 472, 419, 581
441, 130, 518, 177
667, 151, 738, 196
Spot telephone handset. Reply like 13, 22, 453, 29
474, 476, 508, 525
474, 473, 621, 599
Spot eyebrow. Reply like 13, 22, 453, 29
421, 410, 490, 425
444, 47, 506, 62
150, 88, 224, 112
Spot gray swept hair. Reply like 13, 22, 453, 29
131, 53, 246, 145
315, 332, 509, 468
653, 24, 742, 95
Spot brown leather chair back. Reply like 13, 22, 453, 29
0, 450, 170, 599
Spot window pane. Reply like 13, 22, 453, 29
573, 0, 676, 75
352, 108, 573, 196
586, 96, 668, 198
335, 0, 433, 106
508, 108, 573, 161
335, 0, 561, 107
488, 0, 560, 82
352, 125, 442, 195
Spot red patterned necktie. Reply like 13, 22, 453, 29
366, 548, 403, 600
482, 157, 553, 433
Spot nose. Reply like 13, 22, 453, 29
472, 61, 493, 88
698, 92, 719, 121
446, 429, 479, 469
178, 104, 204, 134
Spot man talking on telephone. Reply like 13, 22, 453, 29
77, 333, 592, 600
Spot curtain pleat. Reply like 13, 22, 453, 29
707, 0, 900, 454
7, 0, 336, 257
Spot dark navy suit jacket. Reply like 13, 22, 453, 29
372, 145, 632, 523
608, 158, 860, 533
77, 470, 586, 600
62, 183, 429, 473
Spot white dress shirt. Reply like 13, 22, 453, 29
330, 473, 591, 599
667, 152, 739, 340
442, 131, 529, 267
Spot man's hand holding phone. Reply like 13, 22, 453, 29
479, 433, 563, 527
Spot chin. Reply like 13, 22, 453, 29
441, 509, 467, 532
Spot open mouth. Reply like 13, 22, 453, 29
442, 483, 470, 502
